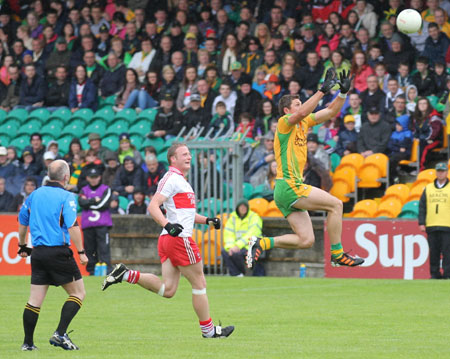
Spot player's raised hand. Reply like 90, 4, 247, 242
206, 217, 221, 229
164, 222, 184, 237
337, 70, 354, 94
319, 68, 337, 94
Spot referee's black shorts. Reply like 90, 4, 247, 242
31, 246, 82, 286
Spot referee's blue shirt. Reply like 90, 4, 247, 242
19, 182, 78, 247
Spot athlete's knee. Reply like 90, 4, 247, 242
71, 288, 85, 301
162, 285, 177, 298
296, 233, 315, 249
329, 198, 343, 214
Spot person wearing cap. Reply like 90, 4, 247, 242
102, 151, 119, 189
78, 166, 113, 275
263, 73, 286, 104
117, 132, 143, 166
227, 61, 243, 91
423, 22, 450, 66
271, 31, 290, 57
260, 49, 281, 77
239, 36, 263, 77
126, 187, 149, 214
419, 162, 450, 279
198, 6, 213, 38
112, 155, 146, 199
77, 149, 105, 192
45, 37, 71, 79
45, 66, 71, 109
335, 115, 358, 157
19, 146, 40, 178
87, 133, 109, 163
183, 32, 198, 67
46, 140, 62, 160
301, 23, 318, 52
383, 33, 412, 77
306, 133, 330, 171
357, 106, 392, 158
247, 69, 366, 269
128, 37, 157, 82
96, 24, 111, 58
0, 145, 15, 179
9, 176, 37, 212
234, 73, 262, 121
151, 92, 183, 139
182, 93, 210, 133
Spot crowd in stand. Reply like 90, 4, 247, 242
0, 0, 449, 214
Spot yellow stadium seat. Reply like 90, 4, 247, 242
433, 125, 447, 152
382, 184, 410, 204
365, 153, 389, 177
264, 208, 284, 217
417, 169, 436, 183
352, 209, 372, 218
330, 179, 352, 202
249, 198, 269, 217
197, 230, 222, 265
400, 139, 419, 166
333, 166, 357, 192
357, 163, 382, 188
406, 181, 427, 202
335, 153, 365, 172
351, 199, 378, 217
375, 197, 403, 218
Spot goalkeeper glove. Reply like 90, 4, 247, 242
164, 222, 184, 237
319, 68, 337, 94
206, 217, 221, 229
18, 244, 32, 256
337, 69, 353, 94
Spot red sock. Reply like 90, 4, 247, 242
127, 270, 140, 284
199, 318, 215, 337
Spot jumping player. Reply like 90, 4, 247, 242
247, 69, 365, 268
102, 143, 234, 339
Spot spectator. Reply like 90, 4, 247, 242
16, 25, 33, 51
215, 9, 234, 44
422, 22, 450, 65
8, 176, 36, 212
227, 61, 244, 91
307, 133, 330, 171
176, 64, 198, 112
434, 7, 450, 38
17, 63, 45, 110
292, 35, 308, 67
170, 50, 184, 82
303, 157, 324, 189
239, 36, 263, 77
254, 23, 271, 50
235, 112, 255, 139
384, 34, 413, 77
150, 92, 183, 139
109, 194, 125, 215
78, 149, 106, 192
99, 52, 126, 99
246, 132, 275, 181
406, 84, 419, 113
143, 153, 166, 196
45, 39, 70, 81
316, 23, 340, 54
68, 64, 97, 112
218, 33, 239, 76
368, 44, 385, 69
379, 21, 413, 55
387, 114, 413, 181
18, 147, 40, 178
357, 107, 392, 157
350, 51, 374, 93
110, 11, 127, 39
96, 25, 111, 58
393, 62, 412, 92
296, 51, 323, 97
252, 66, 267, 95
222, 199, 265, 277
208, 101, 233, 135
102, 151, 120, 189
234, 74, 262, 122
88, 133, 110, 164
123, 21, 140, 55
117, 133, 143, 166
66, 151, 85, 192
128, 37, 157, 82
260, 49, 281, 77
0, 64, 21, 111
112, 156, 146, 198
353, 0, 378, 37
413, 97, 443, 171
205, 64, 222, 92
183, 32, 198, 67
29, 133, 45, 174
70, 35, 96, 72
384, 78, 404, 113
301, 23, 318, 52
46, 140, 62, 160
84, 50, 105, 88
62, 22, 77, 51
197, 78, 217, 115
384, 95, 408, 129
211, 81, 237, 117
0, 176, 13, 212
45, 66, 70, 109
270, 31, 289, 59
40, 151, 56, 179
78, 167, 113, 275
322, 51, 351, 85
344, 92, 364, 132
360, 74, 386, 113
113, 68, 142, 111
418, 162, 450, 279
253, 99, 277, 139
433, 60, 448, 98
30, 38, 47, 76
182, 94, 210, 134
263, 74, 286, 104
411, 56, 436, 97
159, 65, 179, 101
90, 3, 110, 36
64, 138, 83, 165
249, 160, 277, 199
168, 21, 184, 50
126, 188, 149, 214
338, 22, 358, 60
335, 115, 358, 157
355, 28, 371, 53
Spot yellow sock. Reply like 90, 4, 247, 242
260, 237, 274, 250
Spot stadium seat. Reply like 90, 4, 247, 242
251, 184, 267, 199
243, 182, 253, 200
330, 152, 341, 172
57, 135, 73, 155
264, 200, 283, 217
114, 108, 136, 123
375, 197, 403, 218
9, 135, 28, 152
336, 153, 364, 172
406, 181, 427, 202
0, 120, 19, 137
136, 108, 157, 123
71, 108, 94, 124
60, 120, 85, 138
48, 107, 71, 124
5, 108, 28, 124
161, 137, 178, 152
197, 236, 221, 265
84, 118, 106, 133
102, 135, 119, 151
130, 134, 144, 150
357, 163, 382, 188
417, 169, 435, 183
129, 120, 150, 136
17, 120, 41, 136
156, 151, 169, 168
0, 108, 7, 123
140, 137, 164, 152
333, 166, 357, 192
98, 95, 116, 108
105, 120, 129, 136
399, 138, 419, 168
399, 200, 419, 218
248, 197, 269, 217
42, 134, 56, 145
350, 199, 378, 218
330, 179, 352, 202
92, 107, 115, 123
28, 108, 50, 123
80, 135, 90, 150
0, 134, 10, 147
382, 184, 410, 204
40, 120, 64, 138
118, 196, 129, 211
198, 198, 222, 217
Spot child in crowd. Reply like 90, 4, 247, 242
235, 112, 255, 139
406, 85, 418, 114
209, 101, 233, 135
126, 188, 149, 214
335, 115, 358, 157
387, 114, 413, 181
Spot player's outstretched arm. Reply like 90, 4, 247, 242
314, 70, 353, 125
148, 193, 169, 227
287, 68, 337, 125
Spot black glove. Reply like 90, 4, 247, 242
337, 69, 354, 94
164, 222, 184, 237
18, 244, 32, 256
319, 67, 337, 94
206, 217, 221, 229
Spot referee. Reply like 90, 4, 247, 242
18, 160, 88, 351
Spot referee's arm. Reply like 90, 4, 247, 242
68, 225, 88, 265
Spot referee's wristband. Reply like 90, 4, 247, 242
78, 250, 85, 255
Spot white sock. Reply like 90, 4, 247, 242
122, 271, 130, 281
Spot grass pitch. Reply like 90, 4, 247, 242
0, 276, 449, 359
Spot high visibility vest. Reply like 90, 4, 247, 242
425, 181, 450, 228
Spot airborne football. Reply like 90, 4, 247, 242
396, 9, 422, 34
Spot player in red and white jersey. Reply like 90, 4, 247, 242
102, 143, 234, 339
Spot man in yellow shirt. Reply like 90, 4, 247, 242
247, 69, 365, 268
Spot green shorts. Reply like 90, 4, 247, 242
274, 179, 312, 217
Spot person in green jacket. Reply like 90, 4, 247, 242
222, 199, 265, 276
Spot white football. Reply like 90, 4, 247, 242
396, 9, 422, 34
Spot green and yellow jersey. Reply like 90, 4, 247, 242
274, 113, 317, 183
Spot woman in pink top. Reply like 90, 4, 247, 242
351, 50, 374, 93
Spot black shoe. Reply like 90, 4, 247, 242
49, 332, 79, 350
203, 325, 235, 338
246, 236, 263, 269
21, 343, 38, 351
102, 263, 129, 291
331, 252, 365, 267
